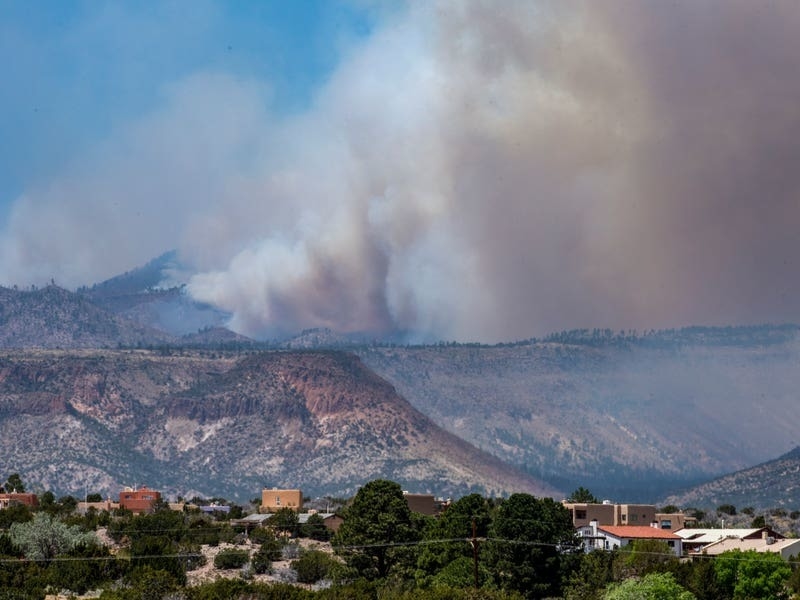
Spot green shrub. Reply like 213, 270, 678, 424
186, 578, 250, 600
716, 504, 736, 516
252, 542, 276, 574
123, 566, 180, 600
213, 548, 250, 570
249, 526, 277, 544
292, 549, 339, 584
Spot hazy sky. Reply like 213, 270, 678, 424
2, 1, 800, 342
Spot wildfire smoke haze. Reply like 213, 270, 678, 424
2, 1, 800, 342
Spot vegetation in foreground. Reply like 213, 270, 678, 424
0, 475, 800, 599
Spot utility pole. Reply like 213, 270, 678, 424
471, 518, 480, 588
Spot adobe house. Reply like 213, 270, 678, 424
77, 499, 117, 514
564, 501, 657, 527
119, 486, 161, 514
261, 488, 303, 512
403, 492, 437, 516
563, 500, 693, 530
0, 493, 39, 509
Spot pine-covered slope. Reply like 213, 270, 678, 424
357, 327, 800, 499
662, 446, 800, 510
0, 285, 175, 348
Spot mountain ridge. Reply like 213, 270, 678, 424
3, 260, 800, 505
0, 349, 557, 501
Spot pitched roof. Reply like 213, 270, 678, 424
235, 513, 272, 524
297, 512, 337, 524
599, 526, 681, 540
700, 536, 800, 556
673, 528, 771, 543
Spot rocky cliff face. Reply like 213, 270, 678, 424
0, 349, 557, 501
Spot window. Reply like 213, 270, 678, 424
575, 509, 587, 519
276, 496, 281, 505
661, 519, 672, 529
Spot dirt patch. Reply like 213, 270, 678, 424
186, 538, 335, 587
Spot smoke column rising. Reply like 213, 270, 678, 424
2, 1, 800, 341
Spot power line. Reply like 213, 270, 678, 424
0, 553, 202, 564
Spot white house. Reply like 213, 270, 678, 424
578, 520, 683, 555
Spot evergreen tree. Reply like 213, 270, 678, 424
4, 474, 24, 493
567, 487, 600, 503
483, 493, 577, 599
301, 512, 332, 541
416, 493, 492, 585
564, 549, 616, 600
271, 507, 300, 537
333, 479, 420, 579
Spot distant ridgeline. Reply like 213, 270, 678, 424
539, 324, 800, 349
281, 323, 800, 351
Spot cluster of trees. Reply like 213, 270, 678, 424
331, 480, 800, 599
2, 476, 800, 598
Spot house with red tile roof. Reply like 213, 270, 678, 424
578, 521, 683, 555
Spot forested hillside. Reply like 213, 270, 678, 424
358, 326, 800, 500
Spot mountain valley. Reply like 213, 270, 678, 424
1, 269, 799, 507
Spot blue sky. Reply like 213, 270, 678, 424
0, 0, 377, 219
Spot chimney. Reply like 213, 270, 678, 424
590, 519, 598, 537
651, 521, 659, 529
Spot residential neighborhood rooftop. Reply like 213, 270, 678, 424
699, 536, 800, 560
598, 525, 682, 540
673, 528, 782, 544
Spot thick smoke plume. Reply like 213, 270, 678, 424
3, 1, 800, 341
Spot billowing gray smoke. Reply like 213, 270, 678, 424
2, 1, 800, 341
